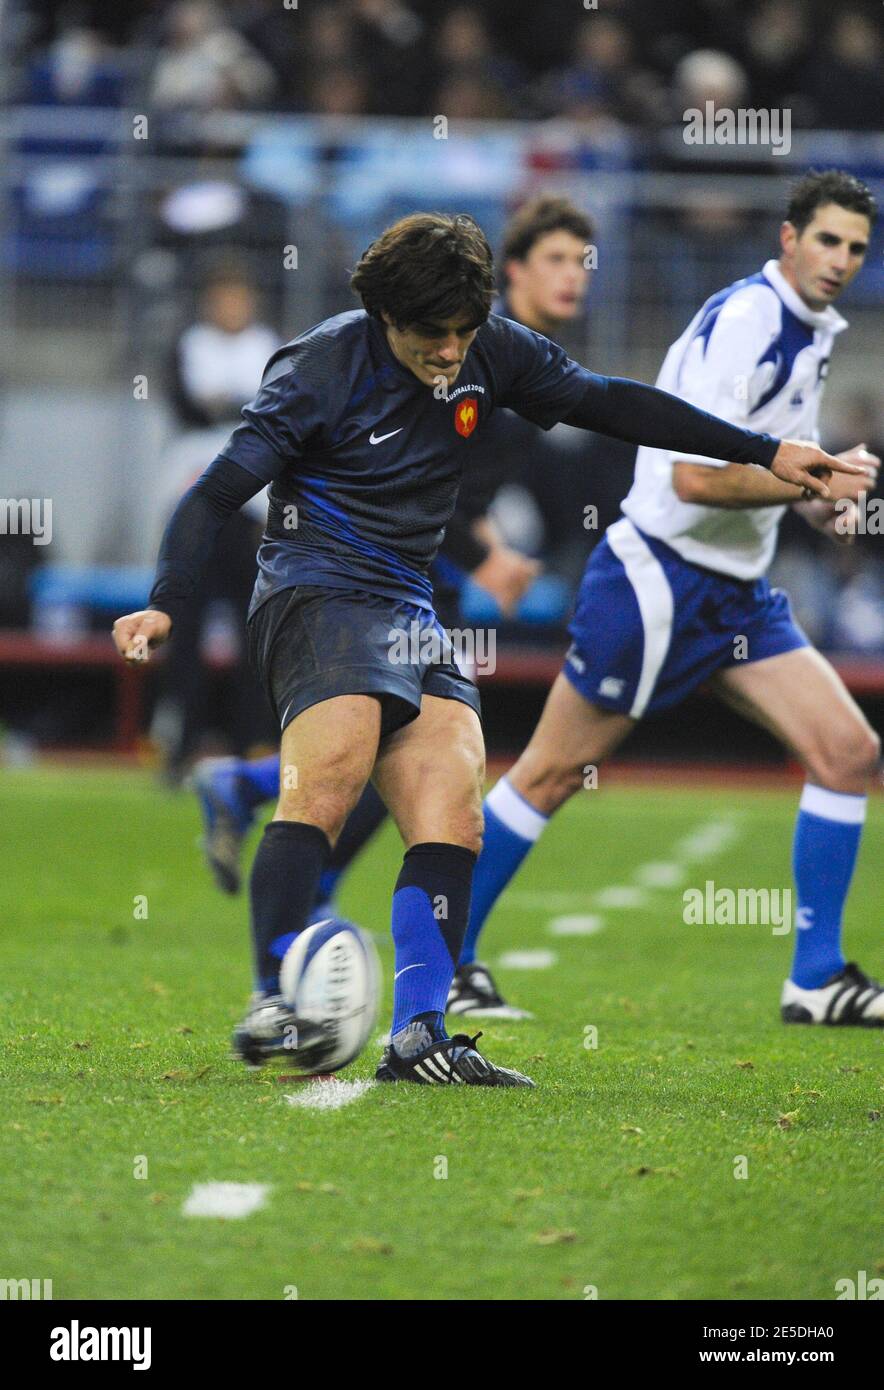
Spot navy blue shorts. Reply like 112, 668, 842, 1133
247, 585, 482, 738
563, 518, 808, 718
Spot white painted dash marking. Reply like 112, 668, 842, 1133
633, 861, 686, 889
182, 1182, 270, 1219
509, 891, 598, 910
675, 819, 741, 862
284, 1079, 375, 1111
498, 949, 556, 970
594, 885, 649, 909
547, 914, 605, 937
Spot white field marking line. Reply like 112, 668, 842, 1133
594, 884, 650, 909
525, 811, 745, 917
284, 1079, 376, 1111
498, 949, 557, 970
182, 1182, 270, 1219
510, 890, 599, 909
547, 914, 605, 937
516, 815, 744, 929
633, 861, 688, 889
674, 816, 744, 863
592, 815, 744, 910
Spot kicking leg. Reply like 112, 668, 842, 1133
711, 647, 883, 1024
249, 694, 381, 994
233, 694, 383, 1067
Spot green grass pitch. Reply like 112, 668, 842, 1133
2, 768, 881, 1300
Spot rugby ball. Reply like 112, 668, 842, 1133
279, 918, 381, 1073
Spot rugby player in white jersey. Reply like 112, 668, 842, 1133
455, 169, 883, 1028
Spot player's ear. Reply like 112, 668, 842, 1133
779, 221, 797, 257
504, 256, 523, 287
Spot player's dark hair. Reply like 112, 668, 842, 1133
502, 194, 595, 264
786, 169, 877, 235
350, 212, 495, 329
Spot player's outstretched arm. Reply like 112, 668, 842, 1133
560, 374, 868, 498
110, 455, 267, 664
673, 444, 878, 510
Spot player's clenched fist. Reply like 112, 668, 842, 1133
112, 608, 172, 664
471, 545, 541, 617
771, 438, 867, 498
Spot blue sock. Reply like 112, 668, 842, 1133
459, 777, 548, 965
790, 784, 866, 989
390, 842, 476, 1041
238, 754, 281, 807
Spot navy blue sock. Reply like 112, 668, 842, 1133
315, 782, 388, 907
249, 821, 331, 994
390, 842, 476, 1042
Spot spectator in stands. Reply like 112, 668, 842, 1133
169, 264, 278, 428
149, 1, 277, 112
23, 21, 124, 107
663, 49, 757, 244
742, 0, 814, 123
538, 13, 663, 127
429, 5, 519, 119
307, 65, 371, 118
351, 0, 426, 116
803, 9, 884, 132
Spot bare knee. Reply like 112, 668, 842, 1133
805, 722, 881, 792
510, 748, 587, 816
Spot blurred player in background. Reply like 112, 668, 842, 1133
458, 170, 884, 1028
152, 263, 279, 779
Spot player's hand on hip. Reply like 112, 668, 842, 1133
471, 545, 541, 617
112, 609, 172, 664
771, 439, 868, 498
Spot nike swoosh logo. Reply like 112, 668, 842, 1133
369, 428, 403, 445
393, 963, 426, 981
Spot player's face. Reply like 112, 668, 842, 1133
383, 313, 482, 387
780, 204, 870, 311
506, 230, 590, 324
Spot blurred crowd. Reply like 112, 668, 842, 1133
8, 0, 883, 131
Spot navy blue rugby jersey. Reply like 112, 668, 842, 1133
217, 309, 592, 616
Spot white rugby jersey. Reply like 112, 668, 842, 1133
621, 259, 848, 579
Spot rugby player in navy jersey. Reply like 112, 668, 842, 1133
190, 196, 594, 1026
113, 211, 861, 1086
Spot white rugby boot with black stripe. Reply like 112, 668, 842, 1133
446, 961, 534, 1020
781, 962, 884, 1027
375, 1023, 535, 1087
